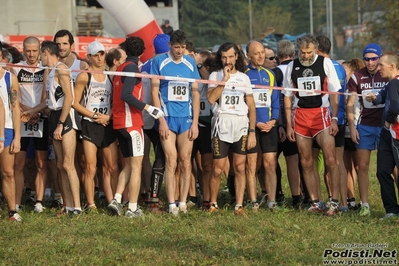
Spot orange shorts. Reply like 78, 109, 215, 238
294, 107, 331, 138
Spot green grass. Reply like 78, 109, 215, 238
0, 151, 398, 266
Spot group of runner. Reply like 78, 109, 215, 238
1, 28, 398, 221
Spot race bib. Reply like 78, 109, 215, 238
168, 81, 189, 102
297, 76, 321, 97
221, 90, 241, 111
200, 97, 211, 116
21, 119, 44, 138
253, 89, 271, 108
89, 103, 109, 114
362, 89, 385, 109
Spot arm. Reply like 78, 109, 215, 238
346, 92, 359, 144
246, 93, 256, 150
120, 64, 146, 111
284, 95, 295, 142
73, 72, 95, 118
10, 73, 21, 153
21, 70, 48, 122
151, 77, 169, 140
0, 96, 5, 153
189, 82, 200, 141
386, 82, 399, 123
53, 65, 73, 140
207, 67, 230, 104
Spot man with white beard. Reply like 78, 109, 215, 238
282, 34, 341, 216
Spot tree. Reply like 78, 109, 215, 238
225, 4, 294, 44
179, 0, 247, 48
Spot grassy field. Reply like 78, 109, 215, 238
0, 151, 398, 266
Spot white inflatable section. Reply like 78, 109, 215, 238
98, 0, 155, 34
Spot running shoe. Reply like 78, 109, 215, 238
325, 201, 339, 216
380, 213, 399, 220
359, 205, 371, 217
179, 204, 188, 214
186, 200, 196, 208
169, 206, 179, 216
125, 208, 144, 218
307, 202, 324, 213
208, 204, 219, 213
9, 213, 22, 222
107, 199, 123, 216
34, 204, 45, 213
234, 206, 246, 216
246, 201, 259, 212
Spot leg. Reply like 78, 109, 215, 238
356, 148, 371, 205
14, 151, 26, 207
232, 153, 246, 207
263, 152, 278, 207
1, 147, 17, 215
176, 130, 194, 204
160, 131, 178, 206
82, 140, 98, 207
61, 130, 81, 210
102, 141, 119, 204
296, 134, 319, 201
246, 152, 258, 202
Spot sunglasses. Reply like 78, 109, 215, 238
363, 56, 379, 62
267, 56, 276, 60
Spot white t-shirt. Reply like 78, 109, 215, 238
208, 69, 253, 116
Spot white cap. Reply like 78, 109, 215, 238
87, 41, 105, 55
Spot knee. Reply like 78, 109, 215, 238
300, 159, 313, 171
234, 163, 246, 176
36, 159, 47, 172
1, 168, 14, 179
84, 163, 97, 178
212, 166, 224, 178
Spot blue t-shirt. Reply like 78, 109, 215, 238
150, 53, 200, 117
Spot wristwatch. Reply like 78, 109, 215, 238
331, 117, 338, 121
58, 120, 64, 125
197, 63, 203, 69
248, 128, 255, 133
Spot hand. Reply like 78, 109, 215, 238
286, 126, 296, 142
247, 133, 256, 150
188, 123, 199, 141
350, 128, 359, 145
279, 126, 287, 142
53, 124, 63, 141
93, 113, 110, 127
365, 93, 376, 102
158, 119, 169, 141
222, 65, 231, 82
28, 113, 40, 125
21, 110, 33, 123
9, 138, 20, 154
146, 105, 164, 119
329, 120, 339, 136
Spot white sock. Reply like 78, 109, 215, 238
234, 205, 242, 211
114, 193, 122, 203
179, 202, 186, 207
362, 203, 370, 208
66, 207, 74, 212
35, 202, 42, 207
128, 202, 138, 212
74, 207, 82, 211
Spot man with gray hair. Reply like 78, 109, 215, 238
282, 34, 341, 216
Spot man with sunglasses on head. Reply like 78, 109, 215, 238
347, 43, 389, 216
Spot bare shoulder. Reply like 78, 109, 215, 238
80, 60, 89, 70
